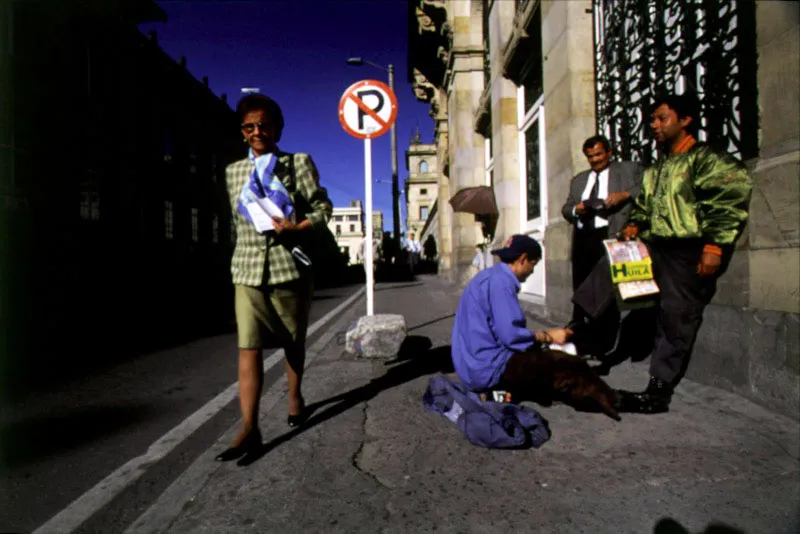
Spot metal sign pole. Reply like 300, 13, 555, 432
364, 137, 374, 316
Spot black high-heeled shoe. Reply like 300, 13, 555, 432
287, 399, 308, 428
214, 430, 262, 462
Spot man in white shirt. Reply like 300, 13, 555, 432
358, 238, 381, 274
561, 135, 643, 354
406, 232, 422, 272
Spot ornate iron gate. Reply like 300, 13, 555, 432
592, 0, 759, 165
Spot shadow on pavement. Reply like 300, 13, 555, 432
0, 403, 155, 468
236, 337, 453, 467
375, 282, 424, 292
407, 313, 456, 332
653, 518, 746, 534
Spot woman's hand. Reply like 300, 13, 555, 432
272, 217, 312, 234
271, 217, 298, 234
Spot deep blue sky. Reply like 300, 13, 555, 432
139, 0, 434, 231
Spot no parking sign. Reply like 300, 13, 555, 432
339, 80, 398, 315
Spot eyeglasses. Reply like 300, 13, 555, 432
241, 122, 270, 133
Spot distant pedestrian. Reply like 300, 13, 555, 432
357, 237, 380, 274
471, 245, 486, 271
406, 232, 421, 272
216, 93, 333, 463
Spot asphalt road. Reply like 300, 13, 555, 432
0, 283, 363, 533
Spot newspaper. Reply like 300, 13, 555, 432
602, 239, 660, 300
244, 195, 286, 233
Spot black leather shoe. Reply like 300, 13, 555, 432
214, 431, 261, 462
617, 376, 673, 414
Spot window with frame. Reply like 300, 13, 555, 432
336, 224, 341, 235
164, 201, 174, 239
80, 172, 100, 221
349, 224, 355, 233
420, 188, 428, 195
522, 7, 543, 113
334, 215, 343, 222
163, 131, 173, 163
191, 208, 199, 242
420, 206, 429, 221
347, 215, 359, 222
485, 138, 494, 187
524, 118, 541, 221
419, 160, 429, 173
189, 142, 197, 174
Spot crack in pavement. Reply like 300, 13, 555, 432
350, 400, 391, 490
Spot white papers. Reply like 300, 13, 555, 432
617, 280, 660, 300
244, 196, 286, 233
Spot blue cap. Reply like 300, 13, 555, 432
492, 234, 543, 262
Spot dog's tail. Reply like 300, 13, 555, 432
594, 386, 621, 421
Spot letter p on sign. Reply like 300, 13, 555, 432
339, 79, 397, 139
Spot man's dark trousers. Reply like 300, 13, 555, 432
571, 227, 609, 322
648, 239, 722, 384
570, 227, 620, 354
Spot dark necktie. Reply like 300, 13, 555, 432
584, 174, 600, 230
588, 174, 600, 202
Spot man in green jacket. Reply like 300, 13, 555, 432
617, 93, 752, 414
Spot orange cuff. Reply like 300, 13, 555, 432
703, 244, 723, 256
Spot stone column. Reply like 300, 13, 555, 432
442, 0, 486, 286
490, 0, 522, 246
540, 0, 596, 321
433, 88, 453, 274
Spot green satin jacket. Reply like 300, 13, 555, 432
628, 143, 752, 246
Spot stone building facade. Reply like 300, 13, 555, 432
404, 133, 439, 239
329, 200, 365, 265
408, 0, 799, 417
1, 0, 243, 379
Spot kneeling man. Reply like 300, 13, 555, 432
451, 235, 620, 419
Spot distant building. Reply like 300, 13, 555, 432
1, 0, 242, 373
404, 130, 438, 240
328, 200, 365, 265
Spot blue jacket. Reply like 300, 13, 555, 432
422, 375, 550, 449
451, 263, 537, 391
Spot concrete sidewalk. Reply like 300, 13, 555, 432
126, 275, 799, 534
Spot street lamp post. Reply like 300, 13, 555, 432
346, 57, 401, 260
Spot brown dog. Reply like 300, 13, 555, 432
499, 347, 621, 421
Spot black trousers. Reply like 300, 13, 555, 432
648, 240, 723, 384
571, 227, 609, 322
570, 227, 619, 354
